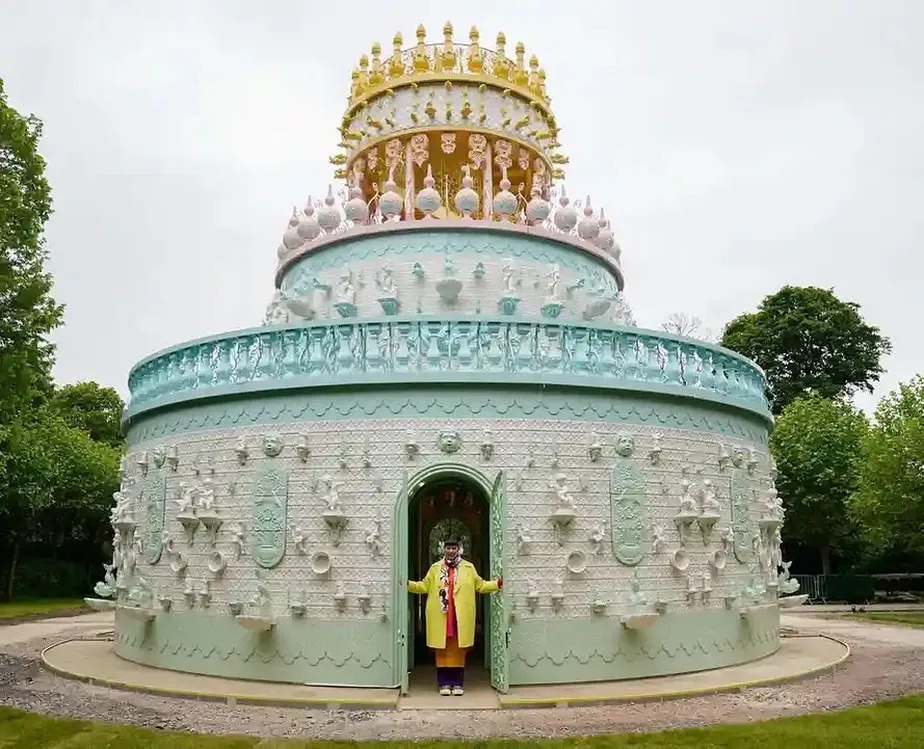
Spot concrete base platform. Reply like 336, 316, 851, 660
42, 634, 848, 711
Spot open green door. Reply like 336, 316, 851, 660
392, 471, 409, 694
489, 470, 509, 693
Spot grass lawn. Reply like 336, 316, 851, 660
845, 611, 924, 628
0, 598, 89, 621
0, 694, 922, 748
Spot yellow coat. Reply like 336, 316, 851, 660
408, 560, 499, 650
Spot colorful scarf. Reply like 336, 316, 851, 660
438, 555, 460, 614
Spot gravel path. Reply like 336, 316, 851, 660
0, 613, 922, 741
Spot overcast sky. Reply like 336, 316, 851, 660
2, 0, 922, 413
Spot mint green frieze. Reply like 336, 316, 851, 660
509, 607, 779, 685
123, 386, 769, 447
124, 317, 770, 426
279, 230, 620, 300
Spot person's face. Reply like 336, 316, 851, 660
444, 543, 459, 561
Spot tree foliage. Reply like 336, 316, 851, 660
0, 77, 64, 419
50, 382, 125, 448
0, 409, 121, 599
851, 376, 924, 559
770, 395, 869, 574
722, 286, 891, 414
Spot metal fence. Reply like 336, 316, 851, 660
792, 573, 923, 604
793, 575, 826, 602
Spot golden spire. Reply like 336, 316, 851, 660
413, 24, 430, 72
494, 32, 510, 80
467, 26, 483, 73
528, 54, 540, 91
357, 54, 369, 90
513, 42, 528, 87
440, 21, 457, 71
390, 33, 405, 77
369, 43, 385, 87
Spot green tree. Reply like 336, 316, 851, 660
851, 376, 924, 560
722, 286, 891, 414
0, 410, 120, 601
771, 395, 869, 575
0, 77, 63, 419
50, 382, 125, 448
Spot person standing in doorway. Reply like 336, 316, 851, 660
407, 537, 502, 696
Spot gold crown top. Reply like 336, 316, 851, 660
346, 23, 551, 118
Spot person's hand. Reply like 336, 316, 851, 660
497, 577, 504, 589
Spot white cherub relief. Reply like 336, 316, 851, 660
365, 520, 383, 557
110, 491, 131, 524
677, 480, 698, 515
377, 262, 398, 297
321, 475, 343, 511
699, 480, 721, 516
175, 484, 195, 514
546, 264, 563, 302
589, 522, 606, 555
516, 525, 533, 555
292, 526, 308, 555
198, 477, 216, 512
651, 524, 666, 553
501, 260, 517, 294
337, 268, 356, 304
552, 473, 574, 508
263, 290, 290, 325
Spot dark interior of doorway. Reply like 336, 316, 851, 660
408, 477, 490, 670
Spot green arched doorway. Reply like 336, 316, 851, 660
392, 464, 509, 694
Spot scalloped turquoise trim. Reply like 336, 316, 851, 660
124, 386, 769, 446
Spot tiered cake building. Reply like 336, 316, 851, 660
93, 24, 799, 694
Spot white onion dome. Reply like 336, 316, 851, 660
343, 185, 368, 224
593, 209, 615, 252
577, 196, 601, 241
317, 185, 342, 233
453, 169, 479, 218
415, 164, 442, 217
379, 177, 403, 219
552, 187, 578, 232
281, 207, 303, 255
296, 198, 321, 242
492, 172, 518, 218
525, 184, 551, 224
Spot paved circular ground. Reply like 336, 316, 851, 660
1, 612, 922, 740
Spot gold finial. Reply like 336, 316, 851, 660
413, 23, 430, 72
390, 33, 405, 77
538, 68, 548, 99
494, 32, 510, 80
467, 26, 483, 73
369, 43, 384, 86
357, 54, 369, 89
440, 20, 456, 71
350, 68, 361, 97
528, 54, 540, 91
513, 42, 528, 86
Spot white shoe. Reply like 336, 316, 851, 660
452, 686, 464, 696
439, 686, 451, 696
